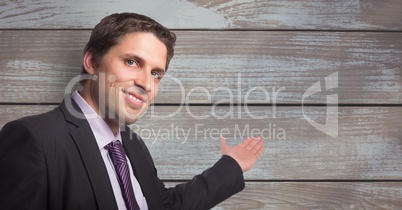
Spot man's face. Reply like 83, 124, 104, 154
87, 32, 167, 126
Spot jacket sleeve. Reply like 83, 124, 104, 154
160, 155, 245, 210
0, 120, 47, 210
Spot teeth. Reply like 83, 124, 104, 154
123, 90, 143, 103
129, 94, 142, 103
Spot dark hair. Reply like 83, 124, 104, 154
81, 12, 176, 75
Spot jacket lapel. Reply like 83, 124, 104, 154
122, 128, 163, 209
59, 95, 118, 210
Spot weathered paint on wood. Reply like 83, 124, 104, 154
1, 0, 402, 30
139, 106, 402, 180
0, 105, 55, 127
214, 182, 402, 209
1, 0, 401, 207
164, 182, 402, 209
1, 105, 401, 180
1, 30, 401, 104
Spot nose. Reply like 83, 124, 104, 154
135, 68, 153, 93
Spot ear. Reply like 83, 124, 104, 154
83, 51, 96, 75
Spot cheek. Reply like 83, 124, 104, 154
106, 73, 120, 87
105, 73, 126, 94
150, 84, 160, 100
104, 63, 126, 83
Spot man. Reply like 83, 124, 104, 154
0, 13, 264, 209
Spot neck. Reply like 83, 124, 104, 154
104, 118, 120, 136
79, 82, 120, 135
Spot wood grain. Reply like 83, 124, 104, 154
0, 105, 55, 126
1, 105, 401, 180
1, 30, 401, 104
1, 0, 402, 30
1, 0, 401, 207
163, 182, 402, 209
215, 182, 402, 209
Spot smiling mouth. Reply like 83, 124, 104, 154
122, 89, 146, 104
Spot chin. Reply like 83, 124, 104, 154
124, 118, 138, 126
116, 103, 143, 122
117, 111, 139, 126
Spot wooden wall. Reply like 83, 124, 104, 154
1, 0, 401, 209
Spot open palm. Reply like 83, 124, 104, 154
220, 135, 264, 173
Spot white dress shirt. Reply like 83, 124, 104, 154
72, 91, 148, 210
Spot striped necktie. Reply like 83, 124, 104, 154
106, 140, 140, 210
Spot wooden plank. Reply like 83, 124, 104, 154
0, 105, 56, 128
164, 182, 402, 209
1, 0, 402, 30
139, 106, 402, 180
211, 182, 402, 209
1, 30, 401, 104
1, 105, 401, 180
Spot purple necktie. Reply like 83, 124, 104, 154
106, 140, 140, 210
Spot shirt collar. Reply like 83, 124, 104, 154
71, 91, 121, 149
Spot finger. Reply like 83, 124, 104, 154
256, 147, 264, 157
252, 140, 264, 154
220, 135, 228, 154
245, 137, 262, 150
250, 140, 264, 155
239, 137, 253, 148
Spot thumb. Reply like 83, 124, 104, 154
220, 135, 228, 154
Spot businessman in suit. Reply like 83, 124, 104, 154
0, 13, 264, 209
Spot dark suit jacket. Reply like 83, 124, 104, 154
0, 95, 244, 210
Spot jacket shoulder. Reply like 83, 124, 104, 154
1, 107, 65, 142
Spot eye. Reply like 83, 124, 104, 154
151, 71, 162, 79
125, 59, 138, 67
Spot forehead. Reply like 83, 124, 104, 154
113, 32, 167, 69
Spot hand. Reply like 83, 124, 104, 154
220, 135, 264, 173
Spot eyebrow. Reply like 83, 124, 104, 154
123, 53, 166, 74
